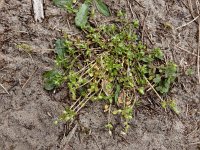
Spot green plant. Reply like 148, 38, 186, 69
161, 100, 179, 114
53, 0, 110, 27
44, 18, 177, 134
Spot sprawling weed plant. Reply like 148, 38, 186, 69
44, 16, 178, 134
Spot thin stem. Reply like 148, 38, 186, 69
75, 92, 98, 113
72, 92, 92, 111
144, 76, 164, 102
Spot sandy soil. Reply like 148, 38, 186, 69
0, 0, 199, 150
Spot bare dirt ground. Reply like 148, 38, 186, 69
0, 0, 199, 150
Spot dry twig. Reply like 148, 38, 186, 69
133, 0, 144, 8
144, 76, 164, 102
188, 0, 195, 19
196, 0, 200, 83
0, 83, 9, 94
176, 15, 199, 30
198, 19, 200, 83
22, 67, 38, 89
142, 11, 149, 43
175, 46, 200, 58
60, 124, 78, 150
127, 0, 134, 18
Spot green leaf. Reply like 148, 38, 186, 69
43, 70, 63, 90
133, 20, 139, 28
94, 0, 110, 16
105, 123, 113, 129
161, 101, 167, 109
112, 109, 122, 115
55, 39, 66, 58
75, 3, 90, 28
53, 0, 73, 7
169, 100, 179, 114
164, 62, 177, 78
138, 87, 144, 95
156, 78, 170, 94
152, 48, 164, 60
59, 107, 76, 122
153, 74, 161, 84
114, 84, 120, 103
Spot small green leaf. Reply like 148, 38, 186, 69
43, 70, 63, 90
156, 78, 170, 94
112, 109, 121, 115
133, 20, 139, 28
94, 0, 110, 16
75, 3, 90, 28
55, 39, 66, 58
164, 62, 177, 78
152, 48, 164, 60
169, 100, 179, 114
114, 84, 120, 103
153, 74, 161, 84
53, 0, 73, 7
117, 10, 125, 17
105, 123, 113, 129
59, 107, 76, 122
138, 87, 144, 95
53, 120, 58, 125
161, 101, 167, 109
